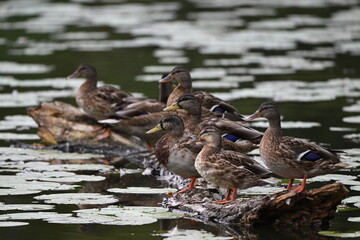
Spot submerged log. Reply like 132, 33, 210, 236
27, 101, 143, 148
164, 182, 348, 230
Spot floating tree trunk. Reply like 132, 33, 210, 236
164, 182, 348, 230
27, 101, 142, 148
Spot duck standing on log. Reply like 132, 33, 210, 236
146, 115, 202, 193
192, 127, 271, 204
245, 102, 348, 192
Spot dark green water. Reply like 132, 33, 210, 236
0, 0, 360, 239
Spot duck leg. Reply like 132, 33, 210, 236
177, 177, 197, 194
286, 179, 294, 190
213, 188, 237, 204
291, 176, 307, 193
95, 127, 112, 140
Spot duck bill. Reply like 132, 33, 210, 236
146, 124, 163, 134
159, 73, 173, 83
67, 71, 79, 80
244, 111, 261, 121
163, 102, 180, 112
186, 137, 201, 144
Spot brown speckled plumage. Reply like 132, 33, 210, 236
246, 102, 348, 192
160, 66, 243, 120
68, 64, 132, 120
164, 94, 262, 153
194, 127, 270, 203
147, 115, 201, 193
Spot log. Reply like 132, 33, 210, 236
164, 182, 349, 230
27, 101, 349, 233
27, 101, 143, 148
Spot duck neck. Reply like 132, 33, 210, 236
179, 79, 192, 93
80, 76, 97, 93
170, 126, 184, 138
265, 117, 282, 140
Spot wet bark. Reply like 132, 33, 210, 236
27, 101, 143, 148
164, 182, 348, 230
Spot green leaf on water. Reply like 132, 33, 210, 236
107, 187, 177, 194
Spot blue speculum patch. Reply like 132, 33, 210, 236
222, 133, 241, 142
302, 151, 322, 161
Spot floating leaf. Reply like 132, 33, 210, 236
319, 231, 360, 238
0, 212, 71, 220
0, 203, 54, 211
34, 193, 119, 205
0, 147, 104, 162
0, 221, 29, 227
154, 227, 233, 240
348, 217, 360, 223
108, 187, 177, 195
0, 61, 53, 74
342, 196, 360, 204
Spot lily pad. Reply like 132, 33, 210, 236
0, 133, 39, 140
108, 187, 177, 195
17, 171, 105, 183
308, 174, 358, 186
0, 221, 29, 227
0, 203, 54, 211
0, 61, 53, 74
155, 227, 233, 240
319, 231, 360, 238
34, 193, 119, 205
348, 217, 360, 223
0, 189, 41, 196
238, 186, 283, 195
47, 205, 184, 226
0, 212, 71, 221
24, 163, 113, 172
0, 147, 104, 162
343, 116, 360, 124
0, 175, 79, 192
342, 196, 360, 204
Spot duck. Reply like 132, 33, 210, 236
67, 63, 133, 120
146, 115, 202, 193
160, 66, 243, 121
68, 64, 172, 140
245, 102, 348, 193
163, 94, 262, 153
193, 126, 271, 204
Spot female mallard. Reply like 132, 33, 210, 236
245, 102, 348, 193
160, 66, 243, 121
68, 64, 171, 140
193, 127, 270, 204
146, 115, 201, 193
164, 94, 262, 153
67, 64, 133, 120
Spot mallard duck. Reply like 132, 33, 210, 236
146, 115, 202, 193
160, 66, 243, 121
68, 64, 172, 141
67, 64, 133, 120
164, 94, 262, 153
193, 127, 270, 204
245, 102, 348, 193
